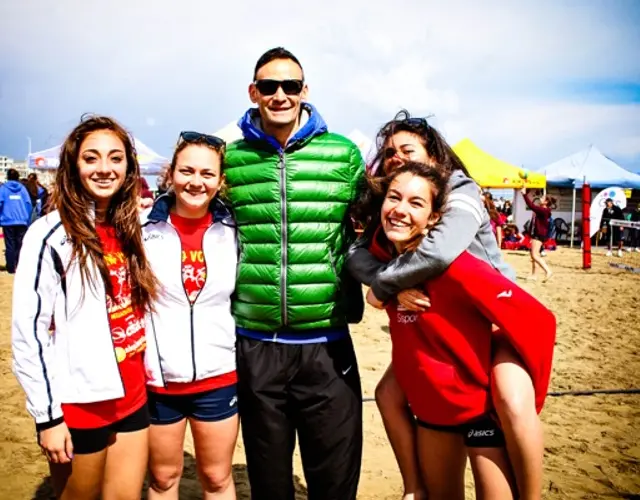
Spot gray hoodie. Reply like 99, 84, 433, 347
346, 170, 516, 300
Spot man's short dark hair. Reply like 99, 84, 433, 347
7, 168, 19, 181
253, 47, 304, 81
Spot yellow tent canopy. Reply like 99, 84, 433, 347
452, 138, 546, 189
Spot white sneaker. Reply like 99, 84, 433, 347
635, 248, 640, 253
606, 250, 612, 257
617, 249, 623, 258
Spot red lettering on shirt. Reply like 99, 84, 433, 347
171, 212, 212, 303
62, 224, 147, 429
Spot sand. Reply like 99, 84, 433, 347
0, 245, 638, 499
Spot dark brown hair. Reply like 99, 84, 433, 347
7, 168, 20, 181
52, 114, 157, 311
483, 195, 501, 223
26, 174, 39, 199
163, 135, 226, 200
354, 161, 450, 233
354, 110, 468, 227
544, 195, 557, 209
369, 109, 470, 178
253, 47, 304, 81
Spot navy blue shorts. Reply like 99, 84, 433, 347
148, 384, 238, 425
416, 414, 506, 448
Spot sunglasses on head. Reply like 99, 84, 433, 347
254, 79, 304, 96
383, 117, 429, 133
178, 131, 225, 149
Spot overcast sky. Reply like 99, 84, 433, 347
1, 0, 639, 171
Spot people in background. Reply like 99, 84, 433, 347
628, 202, 640, 252
600, 198, 625, 257
502, 200, 513, 218
503, 224, 525, 245
26, 173, 51, 219
138, 177, 155, 210
484, 194, 505, 249
521, 188, 553, 281
0, 168, 32, 273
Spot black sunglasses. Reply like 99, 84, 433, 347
254, 79, 304, 96
178, 131, 225, 149
383, 117, 429, 132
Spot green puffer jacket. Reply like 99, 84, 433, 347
225, 105, 365, 332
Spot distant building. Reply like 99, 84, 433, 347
0, 157, 39, 182
0, 155, 14, 172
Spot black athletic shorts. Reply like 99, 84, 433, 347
67, 403, 150, 455
416, 413, 506, 448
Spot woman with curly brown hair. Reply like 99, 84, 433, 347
12, 115, 158, 499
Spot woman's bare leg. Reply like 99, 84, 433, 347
492, 343, 543, 500
376, 365, 426, 499
415, 426, 466, 500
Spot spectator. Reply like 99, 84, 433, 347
26, 173, 50, 219
600, 198, 625, 257
502, 200, 513, 217
629, 202, 640, 252
0, 168, 32, 273
484, 195, 504, 248
138, 177, 154, 211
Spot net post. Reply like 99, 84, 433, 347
582, 183, 591, 269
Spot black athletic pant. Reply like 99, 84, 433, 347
2, 225, 27, 274
236, 335, 363, 500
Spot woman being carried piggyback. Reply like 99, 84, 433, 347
141, 132, 238, 500
348, 111, 552, 500
12, 115, 158, 499
356, 161, 555, 499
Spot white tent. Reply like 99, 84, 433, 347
541, 145, 640, 189
28, 137, 168, 175
213, 121, 243, 144
537, 146, 640, 247
347, 129, 374, 164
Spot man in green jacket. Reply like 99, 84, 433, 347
225, 47, 365, 500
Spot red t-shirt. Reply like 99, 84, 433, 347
62, 224, 147, 429
149, 212, 237, 396
172, 212, 212, 303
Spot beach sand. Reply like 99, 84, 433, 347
0, 246, 638, 499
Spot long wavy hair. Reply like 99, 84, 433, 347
52, 115, 158, 312
369, 109, 470, 177
355, 161, 450, 233
353, 110, 469, 228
